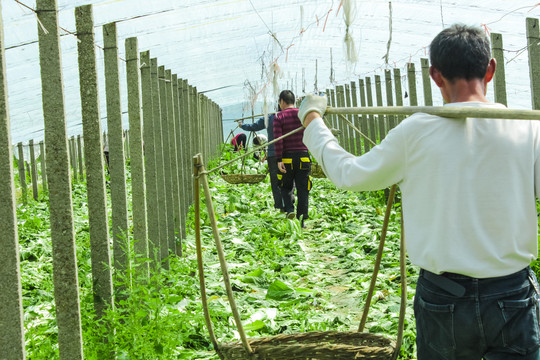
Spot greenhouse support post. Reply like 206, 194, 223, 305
527, 17, 540, 110
17, 142, 27, 204
126, 36, 149, 275
358, 79, 370, 153
365, 77, 377, 146
152, 60, 169, 269
77, 135, 83, 180
67, 136, 74, 176
103, 21, 129, 288
324, 89, 332, 129
165, 69, 180, 255
393, 68, 404, 123
76, 4, 114, 324
375, 75, 387, 142
140, 51, 160, 270
159, 66, 175, 257
179, 79, 192, 220
150, 59, 168, 269
336, 85, 347, 149
385, 69, 396, 130
39, 140, 47, 192
37, 0, 83, 358
70, 136, 78, 178
191, 85, 200, 155
490, 33, 508, 106
178, 78, 189, 222
0, 0, 25, 355
407, 62, 418, 106
421, 58, 433, 106
172, 73, 187, 246
29, 139, 38, 200
344, 84, 355, 153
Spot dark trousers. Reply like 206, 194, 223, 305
415, 267, 540, 360
267, 156, 287, 210
279, 152, 311, 220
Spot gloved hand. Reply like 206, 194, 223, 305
237, 119, 244, 127
298, 94, 327, 126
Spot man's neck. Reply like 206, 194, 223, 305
443, 78, 490, 104
282, 104, 295, 110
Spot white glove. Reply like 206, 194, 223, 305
298, 94, 327, 126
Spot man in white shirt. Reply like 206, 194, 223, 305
299, 24, 540, 359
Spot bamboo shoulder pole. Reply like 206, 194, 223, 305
325, 105, 540, 120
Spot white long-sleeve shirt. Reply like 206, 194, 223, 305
304, 102, 540, 278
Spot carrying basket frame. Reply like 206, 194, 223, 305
193, 154, 406, 360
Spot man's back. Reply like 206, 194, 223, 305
398, 102, 540, 277
304, 101, 540, 277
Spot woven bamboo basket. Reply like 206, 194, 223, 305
217, 331, 395, 360
221, 173, 267, 184
311, 163, 326, 178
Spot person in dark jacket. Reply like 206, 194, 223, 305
273, 90, 311, 225
240, 110, 289, 212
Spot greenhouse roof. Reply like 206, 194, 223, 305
3, 0, 540, 143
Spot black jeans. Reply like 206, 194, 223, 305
278, 152, 311, 220
267, 156, 288, 210
415, 267, 540, 360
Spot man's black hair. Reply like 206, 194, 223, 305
279, 90, 295, 105
429, 24, 491, 81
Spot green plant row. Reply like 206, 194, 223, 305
15, 155, 540, 359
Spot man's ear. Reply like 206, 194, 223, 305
484, 58, 496, 84
429, 66, 445, 88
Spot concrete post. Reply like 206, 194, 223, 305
420, 58, 433, 106
152, 60, 169, 269
384, 70, 396, 130
103, 22, 129, 292
527, 18, 540, 110
335, 86, 347, 148
75, 4, 113, 322
407, 62, 418, 106
17, 142, 27, 204
491, 33, 507, 106
70, 136, 78, 179
393, 68, 404, 123
172, 74, 186, 249
77, 135, 83, 180
179, 79, 192, 215
350, 81, 362, 155
125, 37, 148, 276
165, 69, 180, 255
29, 139, 38, 200
158, 66, 175, 258
0, 1, 25, 354
358, 79, 370, 153
365, 77, 377, 145
37, 0, 83, 357
344, 84, 355, 153
374, 75, 386, 141
39, 140, 47, 192
140, 51, 159, 269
